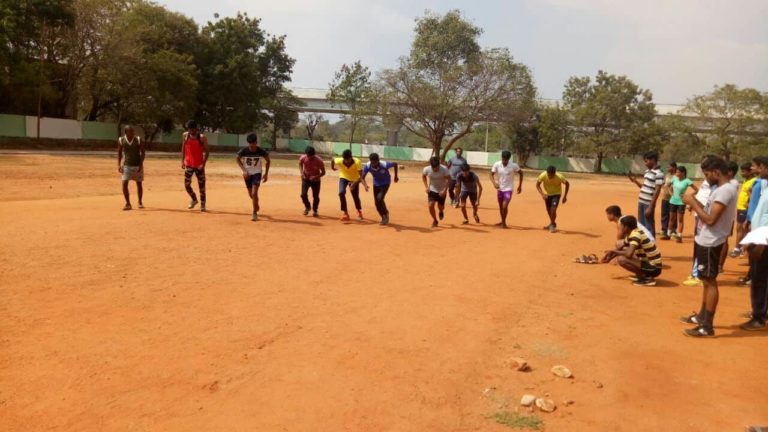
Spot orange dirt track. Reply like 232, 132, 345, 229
1, 154, 766, 432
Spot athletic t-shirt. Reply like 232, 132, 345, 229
299, 154, 324, 179
334, 157, 362, 181
695, 182, 738, 247
448, 156, 467, 179
457, 171, 480, 193
423, 165, 450, 193
638, 168, 664, 205
537, 172, 566, 196
669, 177, 693, 206
120, 136, 142, 166
695, 180, 712, 206
625, 228, 662, 267
238, 146, 268, 175
752, 182, 768, 229
492, 161, 521, 192
183, 133, 205, 168
738, 177, 756, 211
363, 161, 395, 187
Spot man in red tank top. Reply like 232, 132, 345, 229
181, 121, 210, 211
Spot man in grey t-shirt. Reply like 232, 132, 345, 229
681, 156, 738, 338
422, 156, 451, 228
446, 147, 467, 207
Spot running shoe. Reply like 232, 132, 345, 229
682, 277, 703, 287
474, 214, 480, 223
739, 318, 767, 331
138, 203, 144, 209
251, 212, 258, 221
680, 312, 701, 325
675, 235, 682, 243
303, 208, 310, 216
200, 202, 206, 212
633, 278, 657, 287
462, 219, 469, 225
684, 326, 714, 338
188, 199, 198, 209
123, 203, 132, 211
549, 225, 557, 233
312, 211, 319, 218
357, 210, 364, 221
381, 213, 389, 225
544, 224, 553, 230
341, 213, 351, 221
431, 220, 438, 228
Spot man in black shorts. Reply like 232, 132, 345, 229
422, 156, 451, 228
680, 156, 739, 337
454, 164, 483, 224
236, 133, 270, 221
536, 165, 570, 233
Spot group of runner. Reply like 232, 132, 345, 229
118, 123, 570, 228
600, 150, 768, 337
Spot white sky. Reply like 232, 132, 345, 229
159, 0, 768, 104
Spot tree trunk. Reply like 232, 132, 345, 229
271, 126, 278, 150
349, 121, 356, 151
595, 151, 604, 173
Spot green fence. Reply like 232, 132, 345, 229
81, 121, 118, 140
0, 114, 27, 137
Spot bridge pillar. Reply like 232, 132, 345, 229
383, 115, 402, 147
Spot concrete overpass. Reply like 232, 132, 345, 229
287, 87, 688, 117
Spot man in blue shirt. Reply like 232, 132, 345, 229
362, 153, 399, 225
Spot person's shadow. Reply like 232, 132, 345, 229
144, 207, 322, 226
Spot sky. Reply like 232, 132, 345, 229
159, 0, 768, 105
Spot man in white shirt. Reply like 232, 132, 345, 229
489, 150, 523, 228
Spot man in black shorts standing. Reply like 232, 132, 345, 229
680, 156, 739, 337
422, 156, 451, 228
236, 133, 270, 221
535, 165, 570, 233
454, 164, 483, 224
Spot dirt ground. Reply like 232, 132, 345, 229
1, 153, 766, 432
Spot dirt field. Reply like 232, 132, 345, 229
1, 153, 765, 432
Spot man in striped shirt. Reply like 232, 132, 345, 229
602, 215, 663, 286
627, 151, 664, 236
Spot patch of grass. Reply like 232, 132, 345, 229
487, 411, 543, 430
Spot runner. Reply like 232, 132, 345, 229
361, 153, 398, 225
331, 149, 366, 221
731, 162, 756, 257
490, 150, 523, 228
680, 156, 739, 337
236, 133, 270, 221
536, 165, 570, 233
117, 125, 145, 210
422, 156, 451, 228
627, 151, 664, 235
446, 147, 467, 208
454, 164, 483, 225
660, 162, 678, 239
299, 146, 325, 217
181, 121, 209, 212
602, 215, 663, 286
667, 166, 698, 243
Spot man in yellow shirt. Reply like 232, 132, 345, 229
731, 162, 757, 257
536, 166, 570, 233
331, 149, 368, 221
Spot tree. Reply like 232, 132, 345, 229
0, 0, 75, 116
682, 84, 764, 161
305, 113, 323, 142
265, 88, 302, 147
377, 10, 536, 160
327, 61, 373, 147
196, 13, 294, 133
562, 70, 657, 172
537, 103, 573, 156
